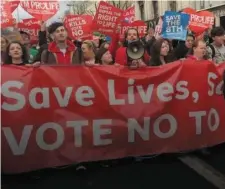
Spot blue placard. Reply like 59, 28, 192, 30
161, 11, 190, 41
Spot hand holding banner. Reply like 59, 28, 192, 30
1, 61, 225, 173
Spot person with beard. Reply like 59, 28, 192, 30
41, 22, 81, 65
115, 28, 149, 67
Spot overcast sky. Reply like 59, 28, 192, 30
12, 1, 69, 25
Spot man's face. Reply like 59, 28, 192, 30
213, 35, 224, 45
53, 26, 67, 42
126, 29, 138, 41
148, 28, 155, 37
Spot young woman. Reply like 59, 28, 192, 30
4, 41, 29, 65
148, 38, 171, 66
81, 40, 97, 66
173, 34, 195, 59
96, 42, 113, 65
3, 41, 41, 67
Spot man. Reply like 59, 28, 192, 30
41, 22, 81, 65
20, 31, 38, 63
207, 27, 225, 64
115, 28, 149, 68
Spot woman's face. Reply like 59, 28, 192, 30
1, 37, 8, 51
8, 43, 23, 59
160, 41, 169, 56
185, 36, 194, 48
81, 44, 89, 54
101, 50, 113, 65
193, 41, 206, 59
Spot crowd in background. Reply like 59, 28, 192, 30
1, 21, 225, 68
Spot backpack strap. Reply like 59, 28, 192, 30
208, 44, 215, 59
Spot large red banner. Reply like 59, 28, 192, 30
1, 60, 225, 173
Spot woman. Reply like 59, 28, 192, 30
4, 41, 29, 65
1, 36, 9, 63
187, 40, 208, 60
148, 38, 171, 66
81, 40, 97, 66
96, 42, 113, 65
173, 34, 195, 59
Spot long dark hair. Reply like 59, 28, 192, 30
4, 41, 29, 64
148, 38, 174, 66
95, 42, 113, 64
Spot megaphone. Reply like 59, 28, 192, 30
126, 40, 145, 60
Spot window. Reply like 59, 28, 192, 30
200, 0, 205, 9
138, 1, 145, 20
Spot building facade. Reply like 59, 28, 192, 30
135, 1, 225, 28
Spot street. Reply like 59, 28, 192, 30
2, 143, 225, 189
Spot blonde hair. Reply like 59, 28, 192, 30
82, 40, 97, 60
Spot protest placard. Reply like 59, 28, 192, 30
92, 1, 123, 36
18, 18, 41, 44
0, 1, 14, 28
119, 20, 147, 40
183, 7, 214, 35
65, 15, 93, 40
20, 0, 60, 21
161, 11, 190, 41
122, 6, 135, 23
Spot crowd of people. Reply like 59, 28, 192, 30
1, 21, 225, 68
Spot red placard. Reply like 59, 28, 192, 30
92, 1, 123, 36
122, 6, 135, 23
65, 15, 93, 40
1, 61, 225, 173
0, 1, 14, 28
182, 7, 214, 36
20, 0, 59, 21
18, 18, 40, 44
120, 20, 147, 40
9, 0, 20, 12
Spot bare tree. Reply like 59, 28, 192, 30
67, 1, 133, 16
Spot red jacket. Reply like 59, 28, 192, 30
115, 46, 150, 65
48, 40, 76, 65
